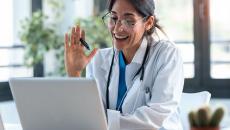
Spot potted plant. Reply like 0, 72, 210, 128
188, 106, 225, 130
19, 10, 62, 76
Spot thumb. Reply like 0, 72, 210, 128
87, 48, 98, 62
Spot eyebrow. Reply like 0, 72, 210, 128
111, 11, 135, 17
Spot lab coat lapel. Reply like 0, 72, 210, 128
122, 76, 143, 114
124, 37, 147, 93
100, 50, 119, 110
100, 49, 116, 83
108, 61, 119, 109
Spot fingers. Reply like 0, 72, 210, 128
71, 27, 75, 47
64, 32, 69, 51
79, 29, 85, 49
75, 25, 84, 49
81, 29, 85, 41
66, 25, 85, 50
75, 25, 80, 43
87, 48, 98, 62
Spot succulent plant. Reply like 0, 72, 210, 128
209, 107, 224, 127
188, 106, 224, 128
197, 106, 211, 127
188, 111, 198, 127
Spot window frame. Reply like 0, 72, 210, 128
0, 0, 43, 101
183, 0, 230, 98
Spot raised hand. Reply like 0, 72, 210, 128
64, 25, 98, 77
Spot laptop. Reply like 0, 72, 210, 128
9, 77, 107, 130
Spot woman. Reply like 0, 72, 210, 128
64, 0, 184, 129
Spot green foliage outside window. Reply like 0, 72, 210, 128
19, 10, 62, 67
19, 0, 112, 76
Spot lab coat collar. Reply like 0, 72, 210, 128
113, 37, 148, 65
131, 37, 148, 64
100, 48, 119, 72
101, 36, 148, 71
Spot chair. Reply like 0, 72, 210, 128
179, 91, 211, 130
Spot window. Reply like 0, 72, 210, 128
0, 0, 32, 82
155, 0, 194, 78
0, 0, 32, 101
155, 0, 230, 98
0, 0, 13, 45
210, 0, 230, 79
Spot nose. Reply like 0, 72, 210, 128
112, 20, 125, 33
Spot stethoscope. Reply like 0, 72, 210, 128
105, 39, 151, 111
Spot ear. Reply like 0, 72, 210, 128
145, 16, 154, 31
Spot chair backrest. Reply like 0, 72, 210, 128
179, 91, 211, 130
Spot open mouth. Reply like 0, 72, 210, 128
114, 34, 129, 41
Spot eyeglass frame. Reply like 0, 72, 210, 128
102, 12, 148, 29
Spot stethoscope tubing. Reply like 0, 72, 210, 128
105, 41, 151, 120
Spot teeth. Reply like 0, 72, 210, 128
115, 35, 128, 39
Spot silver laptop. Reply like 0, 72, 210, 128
9, 77, 107, 130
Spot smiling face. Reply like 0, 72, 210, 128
109, 0, 147, 52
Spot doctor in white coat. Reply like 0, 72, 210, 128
64, 0, 184, 129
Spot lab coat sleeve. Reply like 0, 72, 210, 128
86, 59, 94, 79
86, 50, 100, 79
86, 50, 108, 112
108, 46, 184, 130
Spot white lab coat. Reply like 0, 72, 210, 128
86, 37, 184, 130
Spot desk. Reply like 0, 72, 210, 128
0, 101, 22, 130
0, 101, 230, 130
2, 124, 22, 130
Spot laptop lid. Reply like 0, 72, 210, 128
9, 77, 107, 130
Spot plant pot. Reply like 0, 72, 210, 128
191, 127, 219, 130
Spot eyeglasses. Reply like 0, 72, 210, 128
102, 12, 147, 29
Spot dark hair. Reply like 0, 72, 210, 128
107, 0, 164, 37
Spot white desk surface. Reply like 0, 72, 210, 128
0, 101, 22, 130
0, 101, 230, 130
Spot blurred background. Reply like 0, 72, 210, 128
0, 0, 229, 128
